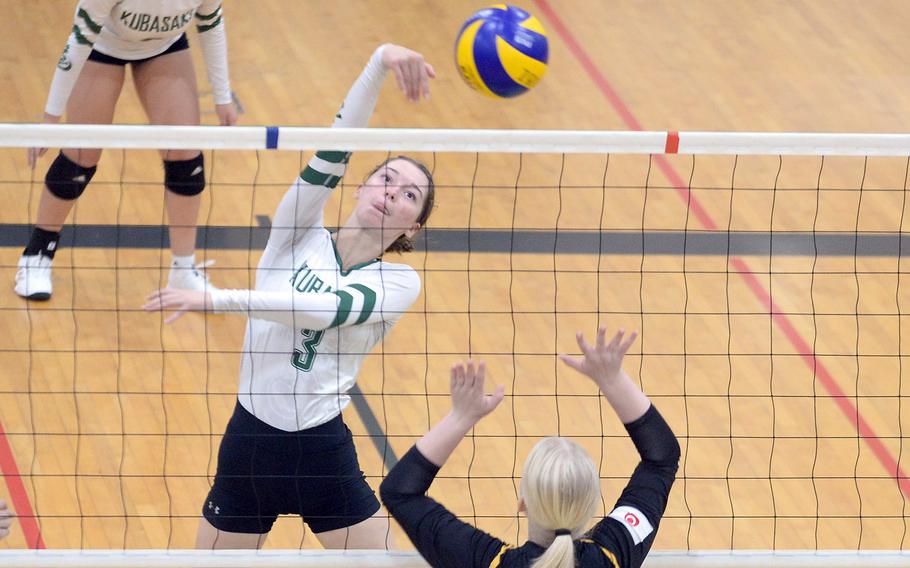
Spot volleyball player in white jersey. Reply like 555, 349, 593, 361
15, 0, 238, 301
145, 44, 435, 549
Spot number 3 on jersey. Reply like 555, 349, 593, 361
292, 329, 324, 371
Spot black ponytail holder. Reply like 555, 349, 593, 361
554, 529, 572, 537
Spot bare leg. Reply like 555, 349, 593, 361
314, 509, 396, 550
131, 48, 202, 257
195, 516, 268, 550
161, 191, 201, 256
36, 61, 125, 231
35, 187, 82, 233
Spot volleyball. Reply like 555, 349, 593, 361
455, 4, 549, 98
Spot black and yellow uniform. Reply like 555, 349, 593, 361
380, 405, 680, 568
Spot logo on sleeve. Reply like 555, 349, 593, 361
57, 45, 72, 71
608, 505, 653, 545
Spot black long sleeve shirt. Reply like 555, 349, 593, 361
380, 404, 680, 568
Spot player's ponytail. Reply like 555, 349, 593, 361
522, 437, 600, 568
531, 531, 575, 568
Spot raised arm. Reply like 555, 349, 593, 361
380, 362, 507, 568
144, 45, 434, 323
561, 328, 680, 568
267, 44, 435, 250
415, 361, 504, 466
591, 404, 679, 568
560, 328, 650, 423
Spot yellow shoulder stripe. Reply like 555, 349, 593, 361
579, 538, 620, 568
488, 543, 512, 568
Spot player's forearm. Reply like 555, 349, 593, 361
209, 285, 399, 330
600, 369, 651, 425
209, 289, 335, 329
45, 39, 92, 117
416, 412, 476, 467
331, 45, 388, 129
195, 5, 232, 105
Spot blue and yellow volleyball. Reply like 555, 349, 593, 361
455, 4, 549, 98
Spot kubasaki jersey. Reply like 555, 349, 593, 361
47, 0, 230, 115
209, 47, 421, 432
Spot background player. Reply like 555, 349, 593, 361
144, 43, 435, 549
381, 327, 680, 568
16, 0, 238, 301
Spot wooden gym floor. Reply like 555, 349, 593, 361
1, 0, 910, 553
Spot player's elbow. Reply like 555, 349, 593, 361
667, 435, 681, 477
647, 429, 682, 479
378, 477, 404, 514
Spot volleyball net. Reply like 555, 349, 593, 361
0, 125, 909, 567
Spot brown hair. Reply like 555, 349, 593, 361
362, 156, 435, 254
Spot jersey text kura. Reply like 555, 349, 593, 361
290, 262, 335, 294
118, 9, 195, 33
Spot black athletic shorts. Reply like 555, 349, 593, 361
88, 34, 189, 66
202, 400, 380, 534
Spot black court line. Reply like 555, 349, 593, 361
7, 219, 906, 480
349, 384, 399, 471
1, 222, 909, 256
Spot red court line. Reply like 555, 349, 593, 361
533, 0, 910, 499
734, 258, 910, 498
0, 419, 45, 548
531, 0, 716, 230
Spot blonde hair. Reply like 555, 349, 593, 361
521, 437, 601, 568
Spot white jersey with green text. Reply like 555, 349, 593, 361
209, 47, 420, 432
47, 0, 229, 115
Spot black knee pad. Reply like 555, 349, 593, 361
45, 152, 96, 200
164, 154, 205, 196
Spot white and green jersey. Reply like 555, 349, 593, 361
46, 0, 230, 115
210, 46, 419, 432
